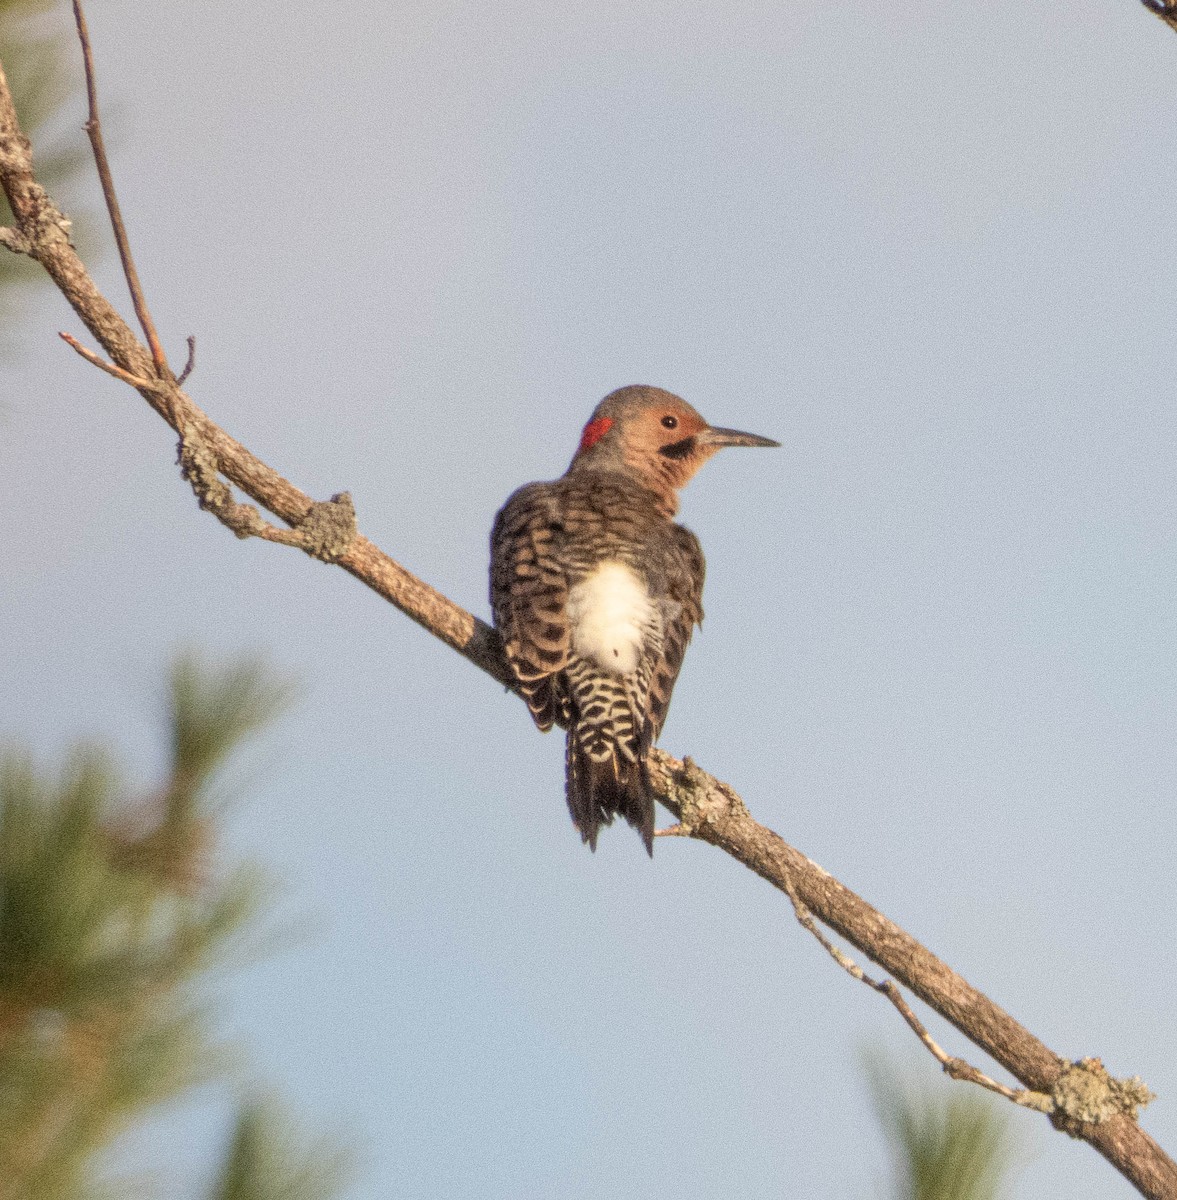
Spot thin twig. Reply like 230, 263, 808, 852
0, 224, 29, 253
71, 0, 171, 381
177, 335, 196, 385
1, 33, 1175, 1200
774, 864, 1052, 1111
59, 331, 156, 389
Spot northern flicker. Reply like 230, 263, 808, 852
490, 384, 778, 854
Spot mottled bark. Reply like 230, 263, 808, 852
2, 24, 1175, 1200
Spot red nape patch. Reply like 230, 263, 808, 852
578, 416, 614, 453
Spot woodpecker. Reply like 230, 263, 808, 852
490, 384, 779, 854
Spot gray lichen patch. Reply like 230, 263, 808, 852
296, 491, 357, 562
178, 430, 233, 514
1051, 1057, 1155, 1128
177, 430, 268, 540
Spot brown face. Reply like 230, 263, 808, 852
569, 385, 778, 510
618, 399, 718, 493
642, 401, 712, 459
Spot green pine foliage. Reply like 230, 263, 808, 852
0, 655, 347, 1200
211, 1099, 354, 1200
865, 1051, 1025, 1200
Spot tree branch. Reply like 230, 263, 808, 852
1, 20, 1174, 1200
70, 0, 171, 380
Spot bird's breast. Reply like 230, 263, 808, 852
566, 561, 655, 676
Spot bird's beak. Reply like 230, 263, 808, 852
698, 425, 781, 449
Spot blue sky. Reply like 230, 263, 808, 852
3, 1, 1176, 1195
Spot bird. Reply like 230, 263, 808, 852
490, 384, 779, 854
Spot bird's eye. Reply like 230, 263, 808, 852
661, 415, 678, 429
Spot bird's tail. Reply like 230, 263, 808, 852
565, 729, 654, 856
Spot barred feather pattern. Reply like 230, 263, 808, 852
490, 470, 705, 854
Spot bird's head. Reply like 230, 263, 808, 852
569, 384, 779, 511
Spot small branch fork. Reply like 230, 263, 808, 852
777, 861, 1053, 1112
657, 764, 1155, 1134
642, 743, 1174, 1200
0, 7, 1174, 1199
14, 8, 364, 566
773, 858, 1153, 1131
663, 813, 1059, 1110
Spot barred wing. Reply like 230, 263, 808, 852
647, 523, 705, 740
489, 484, 571, 731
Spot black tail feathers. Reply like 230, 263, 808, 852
565, 732, 655, 855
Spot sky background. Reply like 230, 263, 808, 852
3, 0, 1176, 1195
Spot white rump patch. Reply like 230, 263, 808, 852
567, 562, 654, 676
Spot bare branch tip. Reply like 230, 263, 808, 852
70, 0, 171, 380
177, 335, 196, 386
653, 823, 689, 838
59, 331, 154, 389
0, 226, 31, 255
